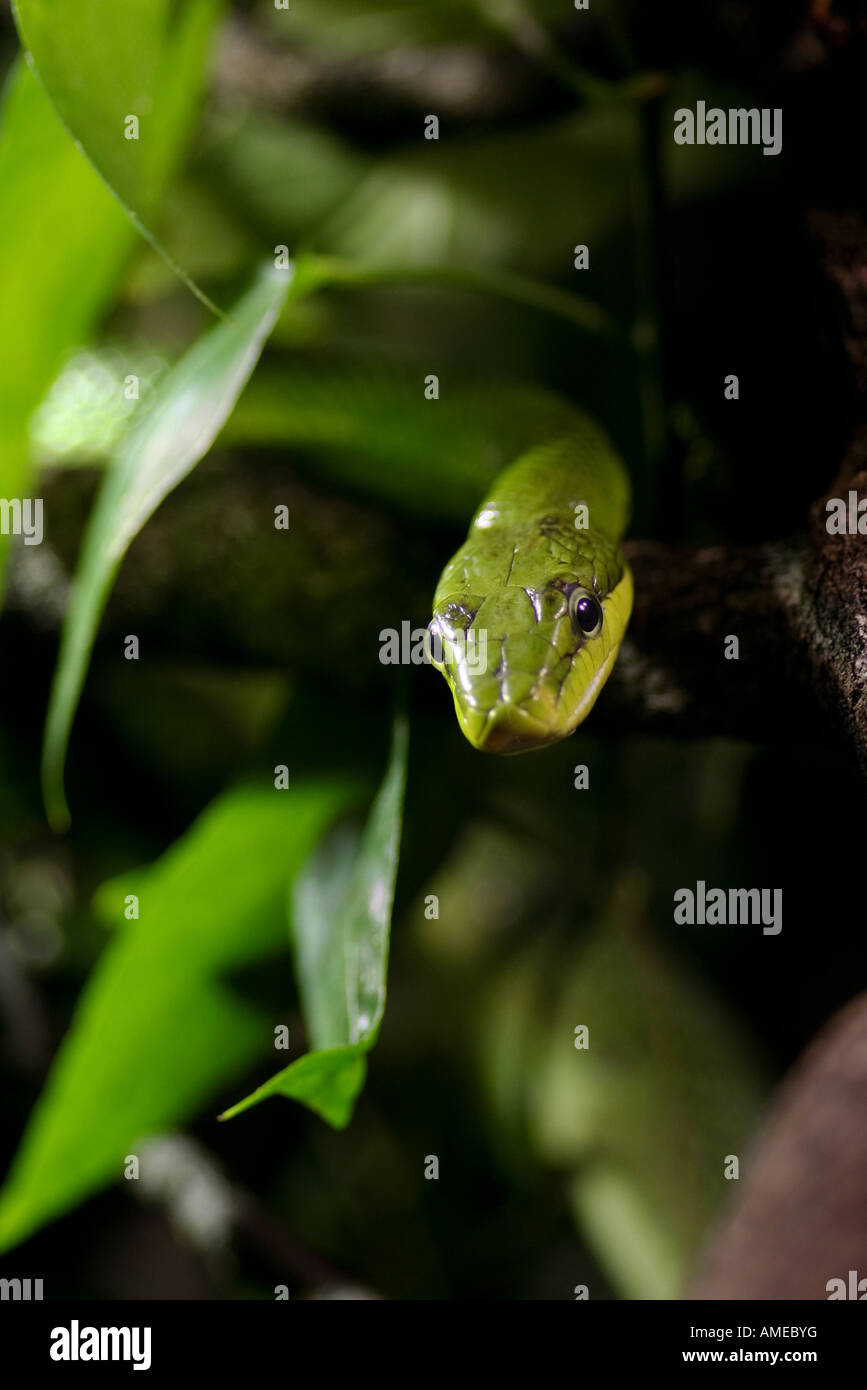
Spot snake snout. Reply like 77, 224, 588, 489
452, 667, 566, 754
462, 703, 556, 755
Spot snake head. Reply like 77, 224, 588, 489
430, 544, 633, 754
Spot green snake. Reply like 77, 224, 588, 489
430, 416, 632, 753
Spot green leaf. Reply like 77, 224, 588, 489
197, 112, 366, 241
316, 109, 638, 277
42, 263, 292, 830
225, 366, 591, 522
256, 1047, 368, 1129
304, 254, 616, 337
13, 0, 223, 309
482, 907, 764, 1299
295, 715, 408, 1058
220, 715, 409, 1129
291, 820, 366, 1048
261, 0, 497, 54
30, 344, 170, 467
258, 0, 625, 70
0, 778, 355, 1255
0, 61, 136, 587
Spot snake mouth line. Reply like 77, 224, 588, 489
466, 702, 555, 755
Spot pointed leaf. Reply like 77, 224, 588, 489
221, 716, 408, 1128
0, 61, 136, 589
13, 0, 223, 308
0, 778, 355, 1255
42, 263, 291, 828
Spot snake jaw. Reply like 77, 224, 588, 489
454, 697, 564, 755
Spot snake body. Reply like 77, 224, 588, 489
430, 418, 632, 753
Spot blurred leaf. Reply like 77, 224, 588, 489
303, 76, 757, 278
31, 345, 170, 467
317, 109, 638, 276
306, 254, 616, 335
570, 1166, 684, 1300
195, 110, 617, 330
535, 919, 763, 1297
122, 179, 254, 302
42, 263, 292, 830
481, 878, 764, 1298
0, 62, 135, 587
197, 112, 366, 241
257, 0, 594, 57
226, 366, 595, 521
664, 72, 773, 202
0, 779, 355, 1255
92, 664, 293, 788
13, 0, 223, 308
258, 0, 497, 53
221, 715, 408, 1128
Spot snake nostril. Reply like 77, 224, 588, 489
531, 586, 568, 623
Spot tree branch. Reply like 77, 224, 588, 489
600, 506, 867, 775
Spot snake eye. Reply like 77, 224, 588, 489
569, 588, 603, 638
